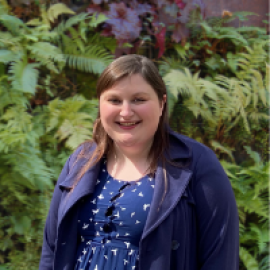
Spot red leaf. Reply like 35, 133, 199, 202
155, 27, 166, 58
175, 0, 186, 9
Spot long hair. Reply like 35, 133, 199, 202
72, 54, 170, 190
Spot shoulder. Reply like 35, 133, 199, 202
57, 141, 97, 187
69, 140, 97, 167
167, 129, 225, 179
168, 129, 216, 162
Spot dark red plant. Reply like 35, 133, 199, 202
86, 0, 205, 58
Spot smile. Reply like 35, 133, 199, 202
117, 121, 141, 126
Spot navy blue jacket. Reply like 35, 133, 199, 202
39, 130, 239, 270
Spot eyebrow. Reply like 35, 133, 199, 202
103, 91, 150, 97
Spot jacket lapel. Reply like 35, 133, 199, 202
57, 160, 101, 227
141, 161, 192, 240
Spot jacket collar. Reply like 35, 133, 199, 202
58, 129, 192, 229
165, 127, 191, 161
60, 128, 191, 189
141, 161, 192, 241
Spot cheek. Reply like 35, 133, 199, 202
100, 104, 116, 122
140, 105, 161, 123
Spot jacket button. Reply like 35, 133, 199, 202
171, 240, 180, 250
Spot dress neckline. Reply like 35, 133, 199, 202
102, 158, 149, 184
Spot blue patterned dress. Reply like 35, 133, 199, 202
74, 159, 155, 270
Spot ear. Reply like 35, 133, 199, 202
161, 94, 167, 108
159, 94, 167, 116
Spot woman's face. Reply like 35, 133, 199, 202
99, 74, 166, 155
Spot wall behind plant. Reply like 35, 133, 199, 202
203, 0, 268, 27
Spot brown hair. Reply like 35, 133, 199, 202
72, 54, 170, 191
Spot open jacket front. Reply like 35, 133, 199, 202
39, 130, 239, 270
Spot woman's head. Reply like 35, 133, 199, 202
93, 55, 169, 172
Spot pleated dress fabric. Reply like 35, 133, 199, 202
74, 159, 155, 270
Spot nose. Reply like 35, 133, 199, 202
119, 101, 134, 118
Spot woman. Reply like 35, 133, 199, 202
39, 55, 239, 270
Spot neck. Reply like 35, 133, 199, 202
106, 142, 152, 180
112, 142, 152, 164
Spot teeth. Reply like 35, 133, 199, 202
119, 122, 136, 126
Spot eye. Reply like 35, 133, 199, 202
108, 99, 121, 104
133, 98, 145, 103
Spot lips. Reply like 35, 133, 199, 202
116, 121, 141, 127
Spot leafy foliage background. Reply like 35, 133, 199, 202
0, 1, 268, 269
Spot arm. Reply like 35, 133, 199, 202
39, 156, 71, 270
193, 149, 239, 270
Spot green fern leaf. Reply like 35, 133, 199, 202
0, 14, 27, 36
0, 0, 9, 15
265, 64, 269, 92
239, 247, 259, 270
54, 12, 90, 35
210, 141, 235, 162
26, 18, 42, 27
65, 46, 112, 74
89, 13, 108, 28
243, 146, 261, 164
47, 3, 75, 23
57, 117, 93, 150
249, 224, 269, 254
9, 59, 40, 94
0, 49, 14, 63
68, 27, 85, 53
28, 42, 65, 73
259, 255, 270, 270
21, 63, 39, 94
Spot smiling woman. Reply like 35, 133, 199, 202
99, 74, 165, 169
39, 55, 239, 270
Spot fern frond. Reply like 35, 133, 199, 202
0, 31, 20, 48
1, 106, 32, 133
8, 58, 40, 94
0, 0, 9, 15
0, 77, 29, 110
89, 13, 108, 28
68, 27, 86, 53
239, 247, 259, 270
40, 4, 50, 27
90, 34, 117, 53
248, 111, 269, 122
47, 3, 75, 23
45, 96, 97, 150
56, 116, 93, 150
0, 14, 28, 36
226, 11, 258, 23
259, 255, 270, 270
28, 42, 65, 73
53, 12, 90, 35
0, 49, 15, 63
65, 45, 112, 74
210, 141, 235, 162
243, 146, 261, 164
237, 44, 267, 80
266, 64, 270, 91
215, 75, 251, 133
249, 224, 269, 254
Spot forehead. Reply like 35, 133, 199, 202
101, 74, 156, 97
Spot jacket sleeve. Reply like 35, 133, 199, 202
39, 155, 71, 270
193, 148, 239, 270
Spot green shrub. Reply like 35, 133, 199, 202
162, 11, 269, 270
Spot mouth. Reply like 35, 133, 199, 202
116, 121, 141, 127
